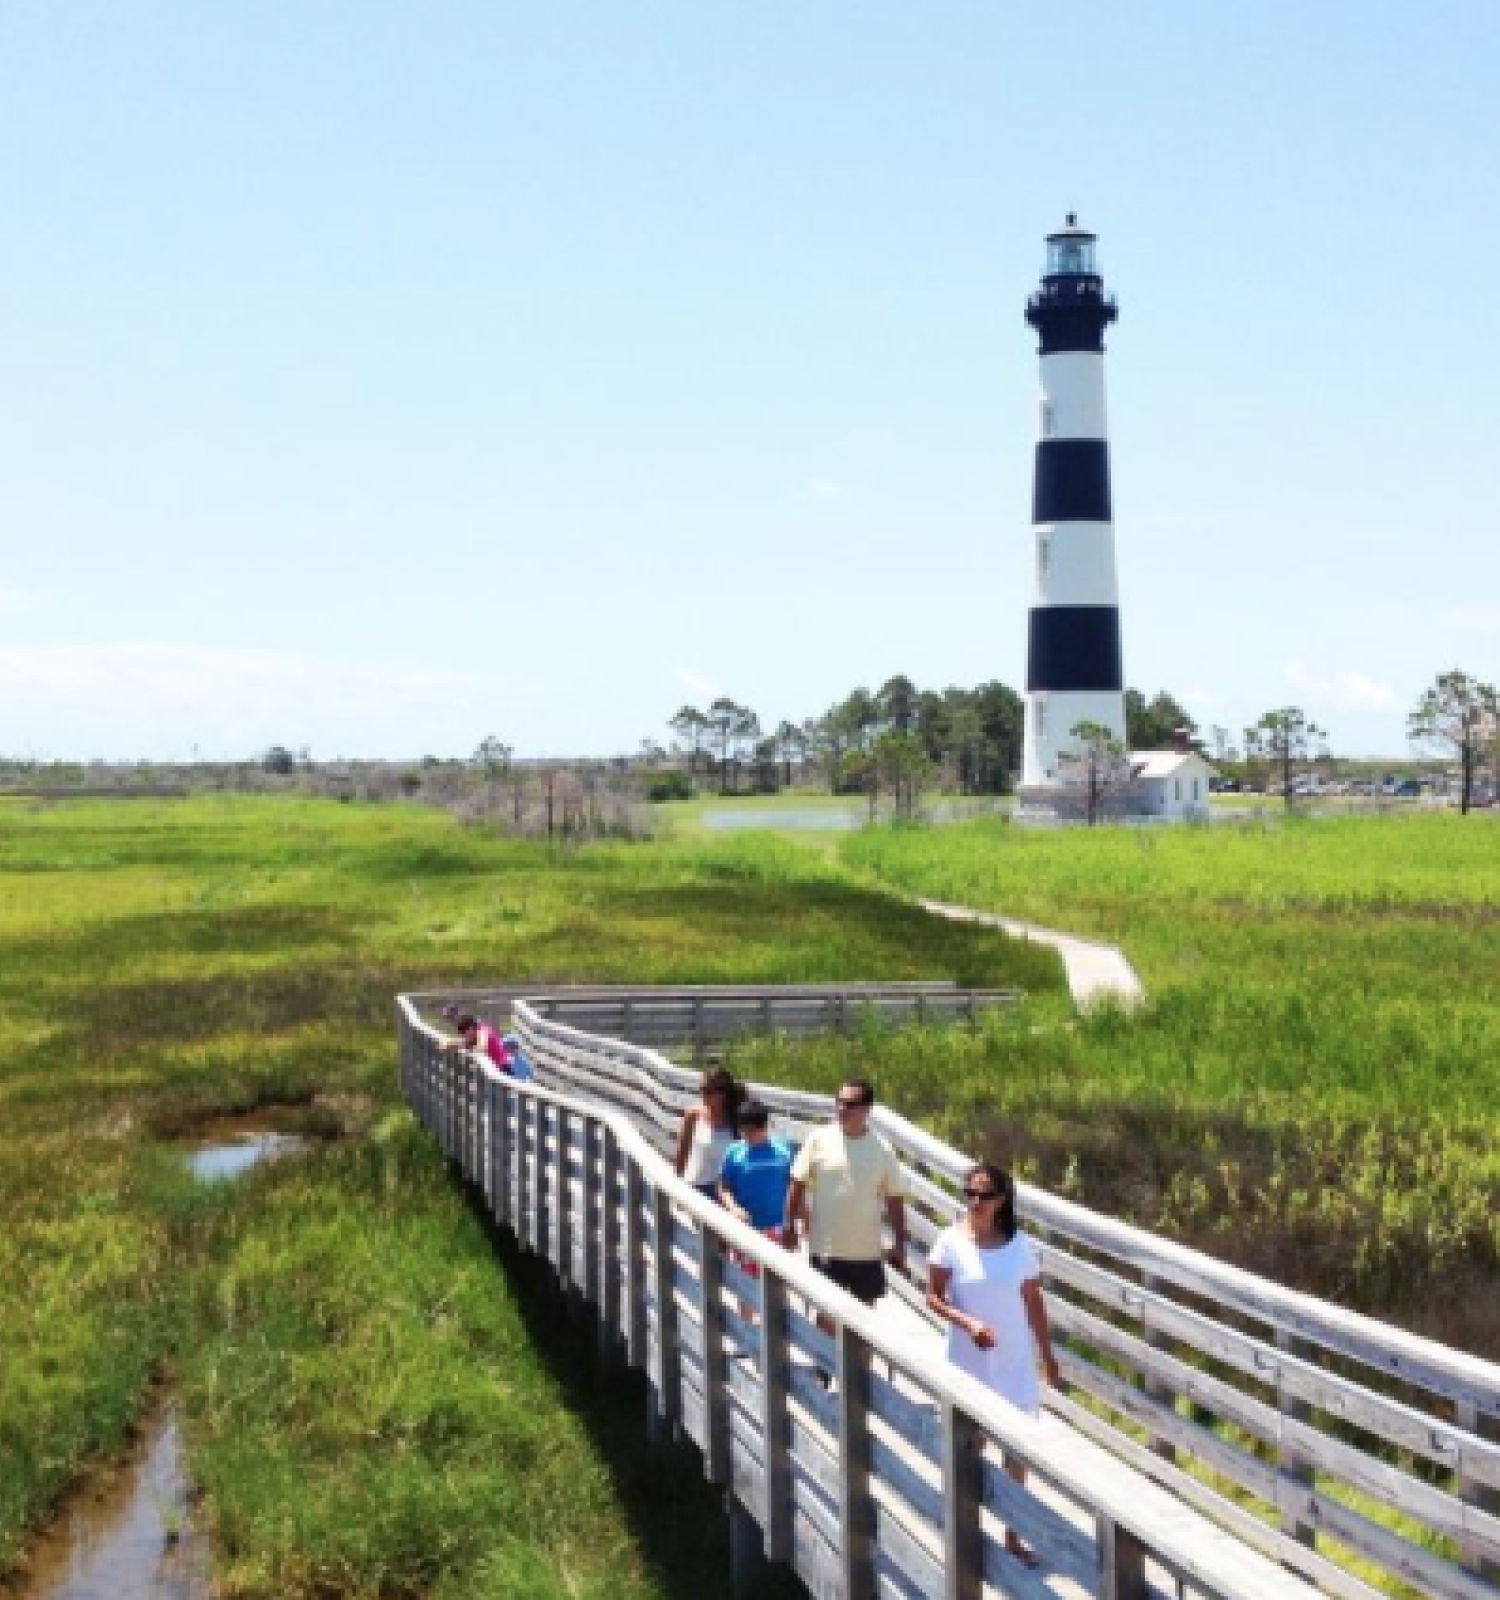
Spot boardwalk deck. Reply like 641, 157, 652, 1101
398, 984, 1500, 1600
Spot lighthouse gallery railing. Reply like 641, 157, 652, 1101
398, 985, 1500, 1600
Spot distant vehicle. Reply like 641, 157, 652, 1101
1391, 780, 1421, 798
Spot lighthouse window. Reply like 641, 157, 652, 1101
1040, 399, 1054, 438
1034, 701, 1047, 740
1037, 536, 1051, 580
1046, 236, 1095, 275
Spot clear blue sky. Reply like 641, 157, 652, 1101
2, 2, 1496, 761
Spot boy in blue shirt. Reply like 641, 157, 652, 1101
717, 1099, 794, 1244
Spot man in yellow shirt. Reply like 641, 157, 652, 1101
784, 1076, 907, 1305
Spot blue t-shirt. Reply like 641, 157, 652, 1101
718, 1135, 795, 1231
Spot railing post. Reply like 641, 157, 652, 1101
555, 1107, 573, 1284
652, 1186, 681, 1429
465, 1059, 480, 1181
836, 1322, 876, 1600
471, 1063, 485, 1184
519, 1095, 536, 1252
534, 1101, 551, 1259
437, 1048, 451, 1154
449, 1052, 461, 1161
599, 1126, 623, 1358
491, 1078, 511, 1228
582, 1118, 603, 1308
1275, 1327, 1318, 1552
1141, 1273, 1177, 1464
760, 1272, 793, 1562
700, 1221, 729, 1486
941, 1399, 984, 1600
1097, 1514, 1148, 1600
625, 1160, 647, 1366
1455, 1400, 1500, 1581
477, 1075, 494, 1210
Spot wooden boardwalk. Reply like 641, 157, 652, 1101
399, 984, 1500, 1600
916, 900, 1144, 1012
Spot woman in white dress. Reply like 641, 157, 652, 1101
927, 1163, 1060, 1567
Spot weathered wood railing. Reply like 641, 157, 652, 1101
400, 985, 1500, 1600
510, 994, 1500, 1600
407, 981, 1017, 1057
399, 985, 1337, 1600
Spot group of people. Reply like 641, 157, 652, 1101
673, 1066, 1059, 1565
441, 1023, 1057, 1568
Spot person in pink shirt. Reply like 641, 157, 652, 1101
438, 1007, 512, 1073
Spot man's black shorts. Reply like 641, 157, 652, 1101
810, 1255, 886, 1305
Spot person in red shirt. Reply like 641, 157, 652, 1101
438, 1007, 512, 1073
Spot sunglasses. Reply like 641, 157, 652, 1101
962, 1188, 1002, 1203
834, 1097, 869, 1112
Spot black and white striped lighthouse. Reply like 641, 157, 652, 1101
1020, 216, 1127, 788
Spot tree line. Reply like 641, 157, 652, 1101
665, 666, 1500, 820
661, 678, 1202, 808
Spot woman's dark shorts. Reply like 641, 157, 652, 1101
810, 1255, 886, 1305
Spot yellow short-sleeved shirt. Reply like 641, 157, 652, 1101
791, 1123, 905, 1260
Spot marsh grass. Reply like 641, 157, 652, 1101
179, 1123, 745, 1600
834, 814, 1500, 1351
0, 794, 1048, 1591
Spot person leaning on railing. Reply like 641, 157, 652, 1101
782, 1076, 907, 1308
437, 1006, 513, 1074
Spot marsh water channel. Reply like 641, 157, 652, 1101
12, 1123, 307, 1600
700, 800, 1008, 832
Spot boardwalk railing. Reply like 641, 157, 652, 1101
398, 985, 1500, 1600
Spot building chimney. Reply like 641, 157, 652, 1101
1171, 726, 1192, 754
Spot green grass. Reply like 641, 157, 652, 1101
833, 813, 1500, 1351
180, 1122, 737, 1600
0, 793, 1049, 1592
7, 793, 1495, 1595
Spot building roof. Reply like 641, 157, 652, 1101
1129, 750, 1217, 782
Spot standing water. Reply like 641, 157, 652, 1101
12, 1125, 307, 1600
13, 1402, 210, 1600
186, 1129, 303, 1182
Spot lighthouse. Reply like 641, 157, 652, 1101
1020, 216, 1127, 790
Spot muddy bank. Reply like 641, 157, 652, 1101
7, 1398, 210, 1600
7, 1121, 318, 1599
